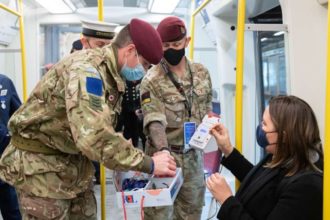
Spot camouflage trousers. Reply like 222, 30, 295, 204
144, 149, 205, 220
17, 189, 97, 220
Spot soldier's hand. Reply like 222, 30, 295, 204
152, 152, 176, 177
135, 109, 143, 120
153, 148, 171, 156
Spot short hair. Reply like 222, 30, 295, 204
112, 24, 133, 48
70, 39, 83, 54
266, 95, 323, 175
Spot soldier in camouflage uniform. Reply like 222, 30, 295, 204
0, 18, 176, 220
141, 16, 213, 220
80, 19, 118, 185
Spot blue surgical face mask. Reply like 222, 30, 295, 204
256, 124, 269, 148
256, 124, 277, 148
121, 52, 145, 81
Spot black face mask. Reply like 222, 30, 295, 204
164, 47, 185, 66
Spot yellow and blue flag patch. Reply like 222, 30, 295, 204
86, 77, 103, 96
141, 91, 151, 105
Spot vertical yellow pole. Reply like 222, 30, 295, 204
323, 3, 330, 220
189, 0, 195, 60
18, 0, 28, 102
235, 0, 245, 191
98, 0, 104, 21
189, 14, 196, 60
97, 1, 106, 220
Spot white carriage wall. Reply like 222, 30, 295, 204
280, 0, 328, 141
190, 14, 220, 94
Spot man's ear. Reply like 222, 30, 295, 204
80, 37, 88, 48
125, 43, 136, 55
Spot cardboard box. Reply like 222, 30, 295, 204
114, 168, 183, 208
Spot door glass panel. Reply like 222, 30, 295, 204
260, 31, 287, 106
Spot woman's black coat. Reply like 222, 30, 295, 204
217, 148, 323, 220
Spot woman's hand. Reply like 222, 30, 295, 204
206, 173, 233, 204
210, 123, 233, 157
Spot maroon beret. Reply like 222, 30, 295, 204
129, 18, 163, 65
157, 16, 187, 42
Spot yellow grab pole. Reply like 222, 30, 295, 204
189, 0, 211, 60
192, 0, 211, 17
18, 0, 28, 102
0, 3, 21, 17
0, 2, 27, 102
98, 0, 104, 21
323, 3, 330, 220
188, 10, 196, 60
97, 1, 106, 220
235, 0, 245, 191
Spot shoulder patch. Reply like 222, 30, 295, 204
86, 77, 103, 96
141, 91, 151, 105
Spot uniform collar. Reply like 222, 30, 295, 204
102, 44, 125, 93
102, 44, 118, 70
186, 58, 195, 74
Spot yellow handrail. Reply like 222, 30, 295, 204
189, 0, 211, 60
97, 1, 106, 220
18, 0, 28, 102
235, 0, 246, 191
323, 2, 330, 220
188, 12, 195, 59
0, 2, 27, 102
192, 0, 211, 17
0, 3, 21, 17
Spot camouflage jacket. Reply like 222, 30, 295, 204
141, 58, 212, 146
0, 45, 153, 199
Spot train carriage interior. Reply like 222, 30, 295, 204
0, 0, 329, 219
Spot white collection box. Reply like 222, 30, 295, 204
114, 168, 183, 208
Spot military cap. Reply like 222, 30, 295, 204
157, 16, 187, 42
81, 19, 118, 40
129, 18, 163, 65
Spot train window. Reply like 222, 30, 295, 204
260, 31, 287, 106
40, 24, 81, 76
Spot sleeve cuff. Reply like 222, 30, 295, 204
138, 155, 154, 174
221, 148, 240, 166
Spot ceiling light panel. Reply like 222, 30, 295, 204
148, 0, 180, 14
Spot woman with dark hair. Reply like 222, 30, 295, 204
206, 95, 323, 220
